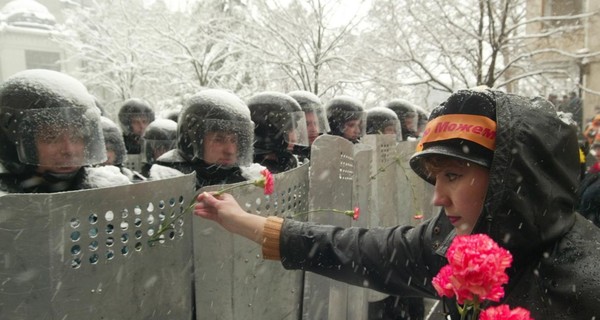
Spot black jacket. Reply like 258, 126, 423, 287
277, 91, 600, 319
577, 172, 600, 227
155, 150, 246, 189
123, 133, 142, 154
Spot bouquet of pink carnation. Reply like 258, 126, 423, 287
432, 234, 534, 320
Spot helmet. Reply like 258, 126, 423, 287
414, 105, 429, 136
247, 91, 309, 154
288, 90, 330, 144
384, 99, 419, 140
100, 117, 127, 166
94, 96, 106, 116
163, 108, 181, 123
325, 95, 366, 143
0, 69, 106, 172
117, 98, 155, 134
142, 118, 177, 164
366, 107, 402, 141
178, 89, 254, 166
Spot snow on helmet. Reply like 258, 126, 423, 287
247, 91, 309, 154
366, 106, 402, 141
117, 98, 155, 134
142, 118, 177, 164
385, 99, 419, 140
100, 116, 127, 166
414, 105, 430, 137
178, 89, 254, 166
0, 69, 106, 171
163, 108, 181, 123
288, 90, 330, 144
325, 95, 366, 143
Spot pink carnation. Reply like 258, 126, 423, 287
433, 234, 513, 304
353, 207, 360, 220
480, 305, 534, 320
254, 169, 274, 195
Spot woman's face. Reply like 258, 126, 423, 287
430, 160, 490, 235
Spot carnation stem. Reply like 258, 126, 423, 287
148, 191, 200, 245
214, 181, 254, 196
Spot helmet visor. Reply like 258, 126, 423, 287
303, 105, 330, 144
335, 110, 367, 141
402, 112, 419, 135
16, 107, 106, 167
142, 138, 177, 164
370, 119, 402, 142
191, 119, 255, 167
286, 110, 309, 150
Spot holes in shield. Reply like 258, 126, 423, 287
68, 198, 184, 269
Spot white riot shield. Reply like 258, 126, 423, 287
347, 141, 374, 320
396, 140, 437, 224
123, 154, 143, 172
193, 163, 308, 320
303, 135, 356, 320
0, 174, 196, 320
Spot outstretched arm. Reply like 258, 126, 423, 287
194, 192, 268, 245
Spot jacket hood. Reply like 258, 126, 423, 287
474, 90, 579, 258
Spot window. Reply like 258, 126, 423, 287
25, 50, 61, 71
542, 0, 583, 27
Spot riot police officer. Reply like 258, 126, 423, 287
247, 91, 309, 173
0, 69, 130, 192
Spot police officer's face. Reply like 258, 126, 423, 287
131, 116, 150, 136
382, 125, 397, 135
287, 129, 298, 151
35, 128, 85, 174
203, 131, 238, 166
403, 117, 417, 134
104, 149, 117, 165
343, 119, 362, 141
305, 112, 320, 145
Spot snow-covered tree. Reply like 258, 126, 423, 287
359, 0, 598, 98
231, 0, 368, 98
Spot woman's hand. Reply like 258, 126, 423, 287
194, 192, 267, 244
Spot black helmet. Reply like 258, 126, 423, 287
178, 89, 254, 166
142, 118, 177, 164
0, 69, 106, 172
288, 90, 330, 144
384, 99, 419, 140
325, 95, 366, 143
414, 105, 429, 136
247, 91, 309, 154
117, 98, 155, 134
100, 116, 127, 166
366, 107, 402, 141
163, 108, 181, 123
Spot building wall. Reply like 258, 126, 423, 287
583, 0, 600, 122
0, 0, 74, 81
0, 27, 65, 81
526, 0, 600, 128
